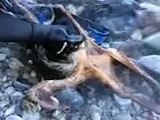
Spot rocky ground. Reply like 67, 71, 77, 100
1, 0, 160, 120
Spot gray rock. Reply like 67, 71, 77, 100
0, 93, 10, 108
132, 102, 141, 112
91, 112, 101, 120
138, 55, 160, 74
131, 29, 143, 41
113, 94, 132, 108
22, 111, 40, 120
143, 32, 160, 52
90, 105, 102, 113
9, 58, 24, 69
12, 81, 30, 92
10, 92, 24, 104
122, 0, 135, 5
1, 76, 8, 83
89, 105, 102, 120
56, 88, 84, 110
5, 87, 15, 96
0, 53, 6, 61
4, 105, 16, 117
0, 47, 11, 57
52, 110, 66, 120
5, 115, 23, 120
111, 106, 121, 116
113, 113, 132, 120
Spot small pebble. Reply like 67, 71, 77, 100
113, 94, 132, 108
131, 29, 142, 41
5, 115, 23, 120
9, 58, 24, 69
12, 81, 30, 91
56, 88, 84, 110
91, 112, 101, 120
10, 91, 24, 104
30, 71, 37, 78
4, 105, 16, 117
0, 53, 6, 61
5, 87, 15, 96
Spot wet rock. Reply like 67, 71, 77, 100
10, 91, 24, 104
138, 55, 160, 74
66, 4, 84, 15
91, 112, 101, 120
140, 2, 160, 12
111, 106, 121, 116
0, 93, 10, 108
131, 29, 143, 41
14, 103, 23, 117
113, 112, 132, 120
22, 111, 41, 120
52, 110, 66, 120
0, 47, 12, 57
122, 0, 134, 5
56, 88, 84, 110
113, 94, 132, 109
5, 115, 23, 120
90, 105, 102, 113
89, 105, 102, 120
30, 71, 37, 78
5, 87, 15, 96
100, 16, 137, 39
142, 32, 160, 52
9, 58, 24, 69
0, 53, 6, 61
132, 102, 141, 113
142, 26, 159, 37
1, 76, 8, 83
12, 81, 30, 92
136, 3, 160, 27
4, 105, 16, 117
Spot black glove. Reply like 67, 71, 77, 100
0, 11, 83, 45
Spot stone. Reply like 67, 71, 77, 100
91, 112, 101, 120
2, 76, 8, 83
9, 58, 24, 69
12, 81, 30, 92
142, 32, 160, 52
131, 29, 143, 41
113, 113, 132, 120
113, 94, 132, 108
4, 105, 16, 117
138, 55, 160, 74
0, 53, 6, 61
10, 92, 24, 104
142, 26, 159, 37
56, 88, 84, 110
139, 3, 160, 12
66, 4, 84, 15
52, 110, 66, 120
5, 115, 23, 120
122, 0, 134, 5
14, 103, 23, 117
30, 71, 37, 78
132, 102, 141, 112
0, 47, 11, 57
90, 105, 102, 113
0, 93, 10, 108
22, 111, 41, 120
5, 87, 15, 96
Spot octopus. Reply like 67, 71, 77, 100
10, 0, 160, 114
